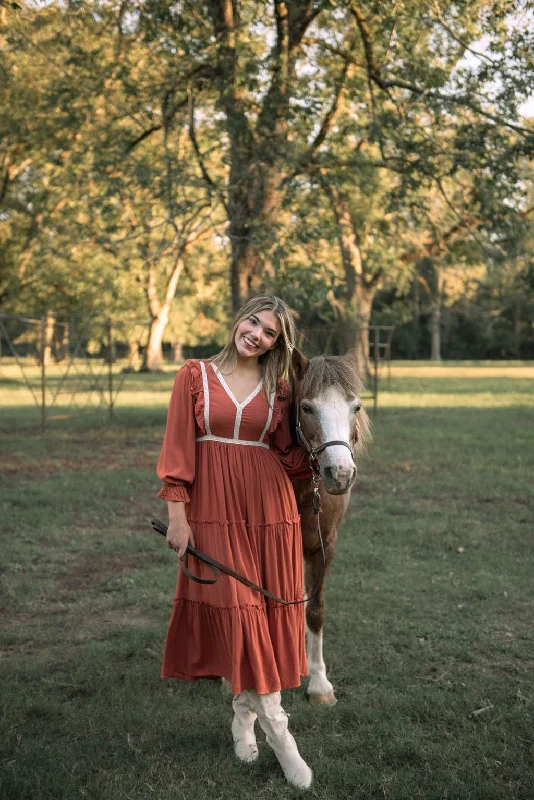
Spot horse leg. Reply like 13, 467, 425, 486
304, 545, 337, 706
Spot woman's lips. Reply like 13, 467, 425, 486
243, 336, 258, 350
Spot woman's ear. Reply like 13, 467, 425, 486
292, 347, 310, 381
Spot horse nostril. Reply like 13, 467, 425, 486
323, 466, 335, 482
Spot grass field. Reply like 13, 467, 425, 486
1, 362, 533, 799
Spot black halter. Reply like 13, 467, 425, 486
294, 402, 355, 487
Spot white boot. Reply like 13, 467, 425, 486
249, 691, 313, 789
231, 691, 259, 763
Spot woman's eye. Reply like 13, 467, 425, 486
249, 317, 257, 324
301, 404, 313, 415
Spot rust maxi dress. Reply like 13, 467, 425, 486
157, 359, 312, 696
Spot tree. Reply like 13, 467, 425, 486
135, 0, 534, 317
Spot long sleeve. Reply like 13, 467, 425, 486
157, 363, 197, 502
269, 391, 312, 481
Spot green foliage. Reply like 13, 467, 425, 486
1, 1, 533, 357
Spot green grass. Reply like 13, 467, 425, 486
1, 363, 534, 799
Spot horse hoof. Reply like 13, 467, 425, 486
307, 692, 337, 706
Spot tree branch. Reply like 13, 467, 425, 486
301, 55, 353, 164
187, 86, 229, 217
401, 215, 480, 265
125, 125, 163, 153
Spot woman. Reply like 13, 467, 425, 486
157, 295, 313, 789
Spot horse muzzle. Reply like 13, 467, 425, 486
321, 464, 357, 495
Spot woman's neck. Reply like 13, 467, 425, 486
233, 353, 262, 375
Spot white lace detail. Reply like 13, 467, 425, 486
198, 361, 271, 447
259, 391, 276, 441
196, 435, 270, 449
199, 361, 212, 436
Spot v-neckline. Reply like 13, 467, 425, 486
210, 363, 263, 408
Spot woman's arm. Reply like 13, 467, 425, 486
157, 362, 197, 502
157, 362, 198, 555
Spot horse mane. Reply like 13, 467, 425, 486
291, 355, 372, 456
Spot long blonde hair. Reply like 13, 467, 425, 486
209, 296, 297, 400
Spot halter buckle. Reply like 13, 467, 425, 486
312, 485, 321, 514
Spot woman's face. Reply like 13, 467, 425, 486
234, 309, 282, 361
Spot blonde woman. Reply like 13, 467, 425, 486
157, 295, 313, 789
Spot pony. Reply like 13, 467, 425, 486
290, 348, 372, 705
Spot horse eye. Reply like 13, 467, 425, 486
354, 403, 362, 414
301, 404, 313, 415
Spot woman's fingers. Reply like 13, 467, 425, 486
166, 525, 194, 559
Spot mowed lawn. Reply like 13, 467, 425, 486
1, 362, 533, 800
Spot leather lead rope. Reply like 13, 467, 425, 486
152, 403, 356, 605
151, 503, 326, 606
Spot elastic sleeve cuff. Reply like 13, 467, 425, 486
157, 482, 190, 503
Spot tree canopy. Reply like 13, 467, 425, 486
1, 0, 533, 363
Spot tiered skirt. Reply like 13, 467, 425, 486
161, 440, 308, 695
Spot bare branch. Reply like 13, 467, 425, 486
125, 125, 163, 153
187, 86, 229, 216
304, 37, 366, 69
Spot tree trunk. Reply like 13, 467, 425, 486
513, 296, 522, 357
41, 311, 55, 367
351, 285, 376, 376
142, 254, 185, 371
144, 312, 168, 371
208, 1, 320, 315
172, 341, 183, 362
324, 183, 379, 376
54, 320, 69, 363
128, 337, 140, 366
429, 265, 445, 361
430, 301, 442, 361
230, 224, 257, 314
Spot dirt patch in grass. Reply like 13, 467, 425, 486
1, 449, 161, 477
54, 551, 163, 597
0, 604, 160, 660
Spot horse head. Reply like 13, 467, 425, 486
291, 348, 371, 495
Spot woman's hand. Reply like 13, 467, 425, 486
166, 500, 195, 559
166, 519, 195, 559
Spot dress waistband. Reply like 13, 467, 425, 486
196, 435, 270, 449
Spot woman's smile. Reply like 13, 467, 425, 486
243, 335, 259, 350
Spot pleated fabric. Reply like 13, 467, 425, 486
157, 359, 312, 695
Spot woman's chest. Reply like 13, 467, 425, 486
203, 368, 273, 442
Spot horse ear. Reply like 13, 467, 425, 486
292, 347, 310, 380
344, 348, 359, 368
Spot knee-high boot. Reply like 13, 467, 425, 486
248, 690, 313, 789
231, 691, 259, 763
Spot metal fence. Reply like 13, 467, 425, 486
297, 324, 395, 411
1, 314, 394, 427
0, 313, 151, 431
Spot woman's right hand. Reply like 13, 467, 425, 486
166, 520, 195, 560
